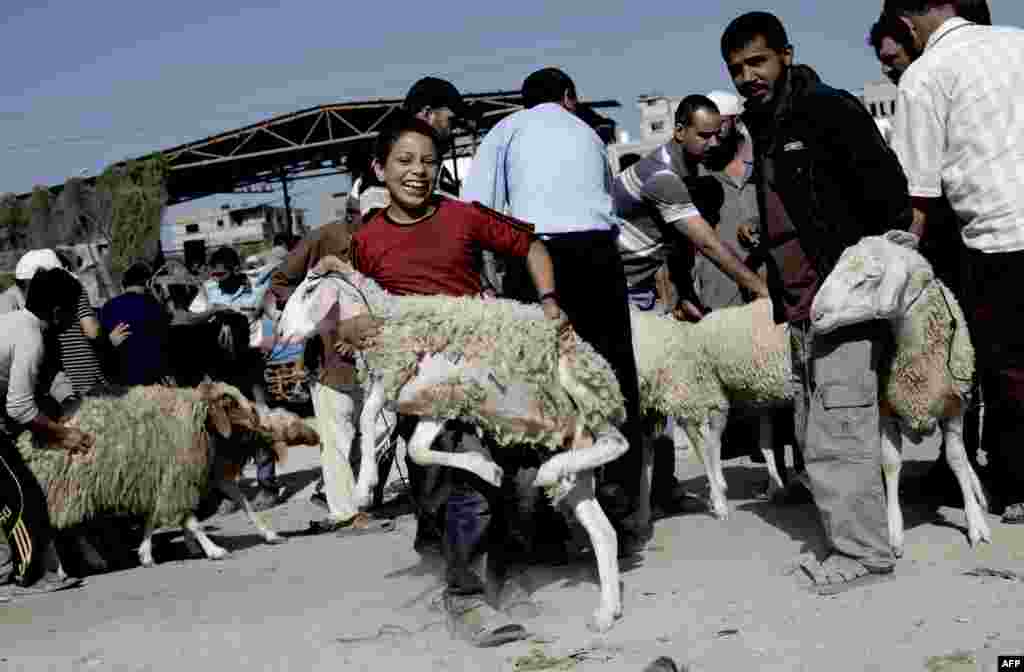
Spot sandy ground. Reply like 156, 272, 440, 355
2, 434, 1023, 672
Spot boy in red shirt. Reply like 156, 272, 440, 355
344, 115, 561, 646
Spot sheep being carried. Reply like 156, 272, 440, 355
17, 382, 319, 566
633, 231, 989, 555
276, 255, 629, 633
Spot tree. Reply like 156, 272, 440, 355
88, 155, 168, 274
26, 186, 55, 248
0, 193, 30, 251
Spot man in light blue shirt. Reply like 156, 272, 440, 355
463, 67, 648, 554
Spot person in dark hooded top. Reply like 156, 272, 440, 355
721, 11, 913, 595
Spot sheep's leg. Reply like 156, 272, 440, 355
562, 470, 621, 633
636, 433, 654, 532
406, 419, 503, 487
941, 413, 992, 548
182, 514, 228, 561
759, 413, 786, 500
534, 425, 630, 487
880, 417, 905, 557
353, 381, 388, 510
137, 521, 159, 567
216, 477, 283, 545
704, 411, 729, 520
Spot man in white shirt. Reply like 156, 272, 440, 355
887, 0, 1024, 523
464, 67, 648, 552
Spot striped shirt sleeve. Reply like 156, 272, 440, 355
644, 172, 700, 225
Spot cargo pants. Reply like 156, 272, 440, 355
790, 320, 894, 572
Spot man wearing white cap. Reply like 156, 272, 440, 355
692, 90, 757, 312
0, 249, 63, 315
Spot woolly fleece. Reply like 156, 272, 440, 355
342, 275, 626, 451
633, 299, 793, 422
17, 386, 212, 529
634, 281, 973, 435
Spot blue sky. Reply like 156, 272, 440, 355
2, 1, 1019, 242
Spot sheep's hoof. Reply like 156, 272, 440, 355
968, 524, 992, 549
892, 543, 905, 559
138, 554, 155, 568
587, 605, 622, 634
206, 546, 230, 561
710, 502, 730, 521
264, 532, 286, 545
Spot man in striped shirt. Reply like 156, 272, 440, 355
612, 94, 768, 317
887, 0, 1024, 524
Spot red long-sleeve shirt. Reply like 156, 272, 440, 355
352, 197, 535, 297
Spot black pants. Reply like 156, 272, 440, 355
504, 230, 643, 508
963, 248, 1024, 510
0, 434, 54, 586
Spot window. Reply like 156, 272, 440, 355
870, 103, 877, 117
650, 120, 665, 133
217, 219, 224, 228
185, 224, 199, 234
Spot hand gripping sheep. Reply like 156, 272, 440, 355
633, 231, 990, 555
17, 382, 319, 567
277, 256, 630, 632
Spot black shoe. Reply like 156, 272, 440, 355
309, 491, 328, 510
643, 657, 682, 672
250, 487, 280, 512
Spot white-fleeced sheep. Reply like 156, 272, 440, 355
634, 231, 990, 555
276, 255, 629, 633
17, 382, 320, 566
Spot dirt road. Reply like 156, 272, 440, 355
2, 437, 1022, 672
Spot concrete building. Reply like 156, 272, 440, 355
856, 79, 900, 143
163, 203, 307, 257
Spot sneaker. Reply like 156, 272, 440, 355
444, 592, 527, 648
4, 572, 84, 597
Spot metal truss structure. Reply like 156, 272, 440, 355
159, 90, 620, 205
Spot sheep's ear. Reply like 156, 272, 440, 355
208, 401, 232, 439
884, 230, 920, 250
270, 441, 287, 466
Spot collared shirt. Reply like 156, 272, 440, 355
0, 310, 48, 432
892, 17, 1024, 253
463, 103, 620, 235
189, 275, 269, 347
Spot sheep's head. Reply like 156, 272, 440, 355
277, 255, 375, 343
811, 231, 934, 335
252, 405, 320, 465
198, 382, 260, 439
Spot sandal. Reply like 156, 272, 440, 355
1001, 503, 1024, 525
793, 554, 894, 595
306, 512, 394, 535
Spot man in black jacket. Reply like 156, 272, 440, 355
721, 11, 913, 594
